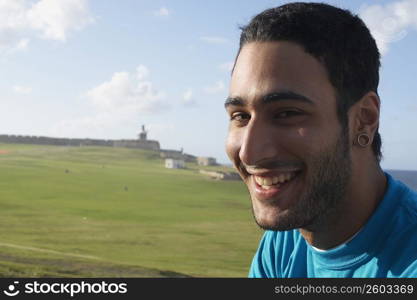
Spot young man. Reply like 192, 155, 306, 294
225, 2, 417, 277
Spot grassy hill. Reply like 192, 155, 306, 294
0, 143, 262, 277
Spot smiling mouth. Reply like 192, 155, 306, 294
249, 169, 302, 200
253, 172, 298, 189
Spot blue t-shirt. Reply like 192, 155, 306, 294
249, 173, 417, 278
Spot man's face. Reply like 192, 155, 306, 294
225, 41, 352, 231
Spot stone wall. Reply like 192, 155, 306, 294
0, 134, 160, 151
159, 149, 197, 163
113, 139, 160, 151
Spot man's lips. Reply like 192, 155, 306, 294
253, 172, 297, 187
249, 170, 301, 201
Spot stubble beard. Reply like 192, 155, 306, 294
252, 130, 352, 232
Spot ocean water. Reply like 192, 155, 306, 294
386, 170, 417, 190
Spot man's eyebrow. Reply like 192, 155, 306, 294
225, 91, 314, 108
263, 91, 314, 105
224, 97, 245, 108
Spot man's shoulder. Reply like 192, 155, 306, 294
390, 175, 417, 222
382, 175, 417, 277
383, 174, 417, 248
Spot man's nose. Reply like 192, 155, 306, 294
239, 118, 279, 166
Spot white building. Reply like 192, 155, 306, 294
165, 158, 185, 169
197, 156, 217, 166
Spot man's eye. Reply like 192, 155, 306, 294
275, 110, 302, 118
230, 113, 250, 122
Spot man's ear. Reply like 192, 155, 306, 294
350, 91, 380, 144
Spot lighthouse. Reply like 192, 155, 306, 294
139, 125, 147, 141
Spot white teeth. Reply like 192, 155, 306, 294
254, 176, 263, 185
264, 177, 272, 186
254, 172, 297, 189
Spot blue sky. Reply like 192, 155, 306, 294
1, 0, 417, 170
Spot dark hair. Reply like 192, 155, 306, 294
237, 2, 382, 161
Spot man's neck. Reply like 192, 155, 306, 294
299, 165, 387, 250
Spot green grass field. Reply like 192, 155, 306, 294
0, 143, 262, 277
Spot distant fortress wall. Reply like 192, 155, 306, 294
0, 134, 160, 151
160, 149, 197, 163
113, 139, 160, 151
160, 149, 183, 160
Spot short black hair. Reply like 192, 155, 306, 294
237, 2, 382, 161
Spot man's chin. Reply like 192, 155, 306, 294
253, 210, 306, 231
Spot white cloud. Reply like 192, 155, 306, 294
200, 36, 229, 44
0, 0, 27, 31
1, 37, 29, 54
0, 0, 93, 53
136, 65, 149, 80
153, 6, 170, 17
27, 0, 94, 41
13, 85, 32, 94
182, 88, 196, 106
204, 80, 225, 94
16, 38, 29, 49
218, 61, 234, 72
360, 0, 417, 55
0, 0, 29, 51
49, 65, 168, 138
86, 65, 166, 114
